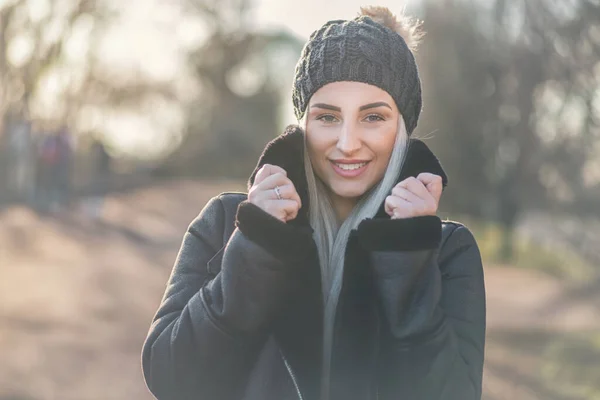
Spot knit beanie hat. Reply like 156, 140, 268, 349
292, 6, 424, 135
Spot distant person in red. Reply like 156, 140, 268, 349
142, 6, 486, 400
36, 127, 73, 213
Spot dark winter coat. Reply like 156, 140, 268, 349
141, 125, 486, 400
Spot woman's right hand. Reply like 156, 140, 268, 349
248, 164, 302, 223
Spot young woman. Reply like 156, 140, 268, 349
142, 6, 486, 400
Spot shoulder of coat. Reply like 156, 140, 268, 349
440, 218, 474, 242
441, 219, 466, 230
440, 218, 478, 251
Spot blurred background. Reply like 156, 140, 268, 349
0, 0, 599, 399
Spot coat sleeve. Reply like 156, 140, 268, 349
141, 196, 315, 400
356, 216, 486, 400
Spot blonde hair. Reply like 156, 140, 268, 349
302, 115, 410, 399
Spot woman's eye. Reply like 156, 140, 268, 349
365, 114, 385, 122
316, 114, 338, 123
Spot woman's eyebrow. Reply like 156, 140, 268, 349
359, 102, 392, 111
310, 101, 392, 112
311, 103, 341, 112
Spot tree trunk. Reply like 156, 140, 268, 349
498, 199, 518, 263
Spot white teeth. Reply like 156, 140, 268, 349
334, 162, 367, 171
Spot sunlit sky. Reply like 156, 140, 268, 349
254, 0, 422, 38
74, 0, 425, 157
5, 0, 419, 157
6, 0, 438, 157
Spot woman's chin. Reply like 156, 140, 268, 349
329, 183, 369, 201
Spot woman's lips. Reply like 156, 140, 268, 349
330, 160, 370, 178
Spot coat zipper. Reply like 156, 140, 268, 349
281, 351, 304, 400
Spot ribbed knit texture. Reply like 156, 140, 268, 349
292, 16, 422, 135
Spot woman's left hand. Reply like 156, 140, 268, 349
384, 173, 443, 219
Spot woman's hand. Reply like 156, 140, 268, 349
384, 173, 443, 219
248, 164, 302, 223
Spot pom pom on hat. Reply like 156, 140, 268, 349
359, 5, 425, 51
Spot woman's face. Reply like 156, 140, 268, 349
305, 81, 400, 202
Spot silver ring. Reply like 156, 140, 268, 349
274, 185, 282, 200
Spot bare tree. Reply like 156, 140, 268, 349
0, 0, 181, 201
0, 0, 107, 125
159, 0, 303, 177
420, 0, 600, 260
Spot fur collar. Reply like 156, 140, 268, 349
247, 124, 448, 224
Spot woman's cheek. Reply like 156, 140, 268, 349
306, 137, 328, 179
307, 134, 330, 163
372, 140, 395, 176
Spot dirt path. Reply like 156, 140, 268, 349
483, 267, 600, 400
485, 266, 600, 332
1, 180, 598, 400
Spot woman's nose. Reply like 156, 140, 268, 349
336, 123, 361, 155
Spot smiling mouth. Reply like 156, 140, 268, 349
333, 161, 367, 171
329, 160, 371, 177
332, 161, 369, 170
